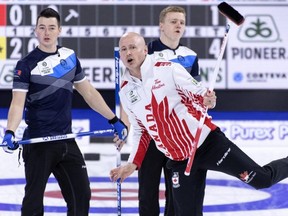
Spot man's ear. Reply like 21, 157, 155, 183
159, 22, 164, 32
144, 45, 148, 54
58, 27, 62, 36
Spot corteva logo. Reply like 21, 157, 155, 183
238, 15, 279, 42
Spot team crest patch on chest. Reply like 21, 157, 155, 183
60, 59, 70, 69
38, 60, 53, 76
126, 89, 141, 104
177, 55, 185, 62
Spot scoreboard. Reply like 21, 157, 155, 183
0, 3, 227, 89
0, 4, 227, 58
0, 1, 288, 89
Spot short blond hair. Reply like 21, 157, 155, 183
159, 6, 186, 23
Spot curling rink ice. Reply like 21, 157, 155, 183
0, 139, 288, 216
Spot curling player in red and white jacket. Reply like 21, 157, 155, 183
110, 32, 288, 216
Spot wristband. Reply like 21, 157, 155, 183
108, 116, 119, 124
5, 130, 15, 137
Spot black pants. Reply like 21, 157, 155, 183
167, 127, 288, 216
21, 140, 91, 216
138, 139, 175, 216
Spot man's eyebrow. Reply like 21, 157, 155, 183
38, 24, 57, 27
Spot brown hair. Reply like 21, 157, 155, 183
159, 6, 186, 23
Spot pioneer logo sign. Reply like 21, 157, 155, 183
238, 15, 279, 42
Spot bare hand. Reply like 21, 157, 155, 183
110, 163, 137, 183
203, 90, 217, 109
113, 134, 126, 150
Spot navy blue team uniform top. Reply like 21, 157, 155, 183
13, 46, 86, 139
147, 38, 200, 80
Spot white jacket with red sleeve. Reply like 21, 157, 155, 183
119, 54, 217, 169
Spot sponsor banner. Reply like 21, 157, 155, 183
199, 59, 226, 89
0, 59, 119, 90
227, 6, 288, 89
1, 113, 287, 147
0, 58, 226, 90
81, 59, 116, 89
0, 119, 90, 145
0, 60, 15, 89
100, 58, 228, 90
214, 120, 288, 147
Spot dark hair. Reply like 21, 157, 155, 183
36, 8, 61, 26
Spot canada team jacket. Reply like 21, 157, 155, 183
119, 54, 217, 169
